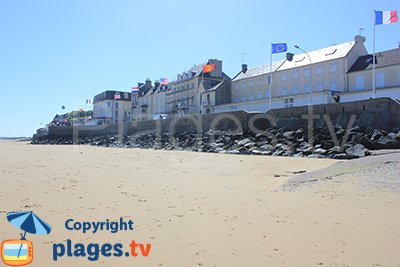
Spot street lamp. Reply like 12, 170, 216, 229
294, 45, 313, 105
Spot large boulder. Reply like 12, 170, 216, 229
345, 144, 370, 158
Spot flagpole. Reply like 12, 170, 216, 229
201, 67, 204, 111
269, 44, 272, 110
372, 10, 376, 99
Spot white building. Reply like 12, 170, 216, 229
92, 90, 131, 125
126, 35, 399, 121
131, 79, 171, 121
213, 35, 369, 113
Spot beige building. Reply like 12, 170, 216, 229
167, 59, 230, 116
127, 36, 399, 121
213, 35, 368, 113
92, 90, 131, 125
345, 48, 400, 102
131, 79, 171, 121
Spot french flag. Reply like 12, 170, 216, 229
375, 10, 398, 25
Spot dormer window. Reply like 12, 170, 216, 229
325, 49, 337, 56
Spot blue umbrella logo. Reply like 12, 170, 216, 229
6, 211, 52, 258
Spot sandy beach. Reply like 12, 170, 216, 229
1, 141, 400, 267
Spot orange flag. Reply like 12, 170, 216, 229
203, 64, 215, 73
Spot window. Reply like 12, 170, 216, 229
356, 75, 364, 90
115, 111, 119, 117
234, 83, 239, 90
249, 93, 254, 101
295, 57, 306, 63
330, 79, 337, 91
292, 84, 299, 94
284, 98, 294, 107
281, 87, 288, 96
304, 68, 311, 77
325, 49, 337, 56
249, 81, 254, 88
257, 91, 263, 99
316, 65, 324, 75
107, 102, 111, 108
304, 83, 311, 92
281, 74, 288, 81
257, 79, 262, 87
376, 72, 385, 88
292, 70, 299, 80
234, 98, 239, 103
115, 102, 119, 109
241, 82, 246, 89
330, 63, 337, 73
241, 94, 247, 102
317, 81, 324, 90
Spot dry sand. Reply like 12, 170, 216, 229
0, 141, 399, 267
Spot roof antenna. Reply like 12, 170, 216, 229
239, 52, 247, 64
359, 27, 364, 36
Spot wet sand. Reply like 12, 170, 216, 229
0, 141, 399, 266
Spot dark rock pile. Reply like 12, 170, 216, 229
31, 125, 400, 159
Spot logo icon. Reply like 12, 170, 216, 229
1, 211, 52, 266
1, 240, 33, 266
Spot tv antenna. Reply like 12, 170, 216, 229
239, 52, 247, 64
359, 27, 365, 36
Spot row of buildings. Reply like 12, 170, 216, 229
91, 35, 400, 125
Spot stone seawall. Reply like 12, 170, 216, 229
42, 98, 400, 139
270, 97, 400, 131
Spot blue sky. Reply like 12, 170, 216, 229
0, 0, 399, 136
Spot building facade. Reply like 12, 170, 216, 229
345, 48, 400, 102
166, 59, 230, 116
130, 59, 231, 121
213, 35, 369, 113
92, 36, 400, 124
93, 90, 131, 125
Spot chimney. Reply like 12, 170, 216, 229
145, 78, 152, 89
354, 35, 366, 43
241, 64, 248, 73
154, 80, 160, 88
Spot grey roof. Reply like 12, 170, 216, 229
233, 40, 357, 81
348, 48, 400, 73
206, 80, 224, 92
93, 90, 131, 103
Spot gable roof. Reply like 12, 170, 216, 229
348, 48, 400, 73
233, 40, 358, 82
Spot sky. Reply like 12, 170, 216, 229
0, 0, 399, 137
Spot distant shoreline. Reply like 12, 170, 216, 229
0, 137, 31, 141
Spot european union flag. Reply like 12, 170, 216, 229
272, 43, 288, 54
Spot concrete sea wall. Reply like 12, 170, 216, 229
44, 98, 400, 139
